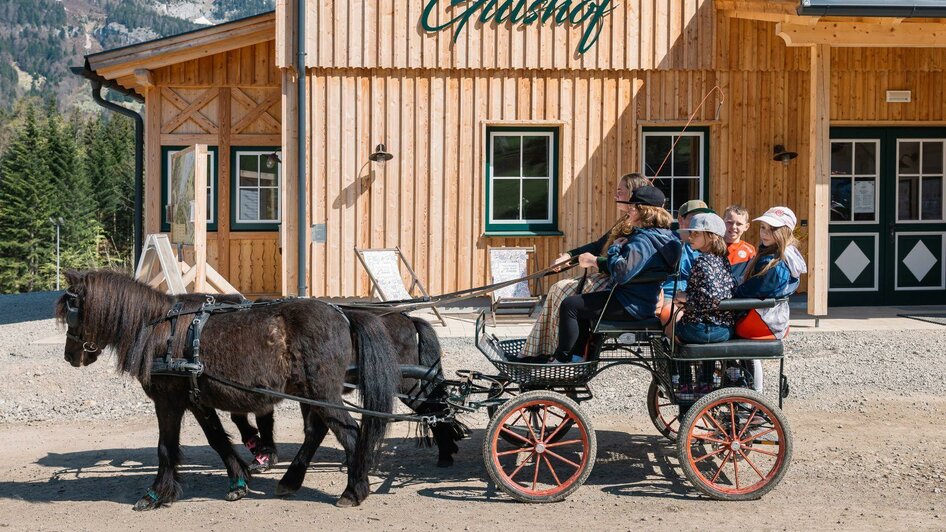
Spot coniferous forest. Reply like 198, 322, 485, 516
0, 0, 275, 293
0, 97, 136, 293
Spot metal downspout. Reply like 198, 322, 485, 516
296, 0, 307, 296
91, 81, 145, 266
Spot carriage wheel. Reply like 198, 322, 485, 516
647, 378, 679, 441
483, 391, 596, 503
677, 388, 792, 501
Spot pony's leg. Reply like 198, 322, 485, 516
432, 422, 460, 467
230, 412, 259, 447
317, 407, 371, 507
251, 411, 279, 472
190, 405, 252, 502
276, 404, 329, 497
133, 399, 186, 511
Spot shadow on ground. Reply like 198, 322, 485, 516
0, 429, 694, 507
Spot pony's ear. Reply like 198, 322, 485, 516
64, 270, 83, 288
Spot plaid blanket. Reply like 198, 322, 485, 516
520, 272, 611, 358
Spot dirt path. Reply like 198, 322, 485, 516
1, 396, 943, 531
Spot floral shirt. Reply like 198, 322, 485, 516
682, 254, 735, 326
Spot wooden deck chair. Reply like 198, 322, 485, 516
354, 246, 447, 326
487, 246, 543, 324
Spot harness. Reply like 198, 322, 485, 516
64, 291, 99, 354
147, 296, 350, 403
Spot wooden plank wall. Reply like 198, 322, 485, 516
282, 0, 718, 71
832, 48, 946, 122
145, 41, 283, 295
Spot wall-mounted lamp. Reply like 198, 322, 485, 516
773, 144, 798, 166
265, 152, 281, 169
368, 143, 394, 163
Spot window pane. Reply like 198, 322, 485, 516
831, 142, 852, 175
521, 136, 549, 177
652, 178, 672, 212
854, 142, 876, 175
240, 189, 259, 221
239, 154, 259, 186
899, 142, 920, 174
492, 136, 521, 177
831, 177, 852, 221
852, 178, 876, 222
260, 188, 278, 221
644, 136, 673, 177
673, 136, 700, 177
898, 176, 919, 220
492, 179, 521, 220
922, 176, 943, 220
672, 179, 699, 212
522, 179, 549, 220
923, 142, 944, 174
206, 188, 213, 222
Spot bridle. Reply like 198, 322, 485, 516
64, 290, 99, 353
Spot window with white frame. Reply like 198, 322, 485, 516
234, 149, 281, 227
897, 139, 945, 221
486, 127, 558, 233
830, 140, 879, 223
162, 146, 216, 229
641, 129, 707, 215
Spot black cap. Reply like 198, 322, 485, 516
619, 185, 665, 208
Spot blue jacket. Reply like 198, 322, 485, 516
662, 241, 699, 297
733, 254, 799, 299
598, 227, 679, 319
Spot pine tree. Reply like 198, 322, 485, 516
45, 108, 101, 274
0, 104, 55, 292
84, 112, 135, 265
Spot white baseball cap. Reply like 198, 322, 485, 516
682, 212, 726, 237
754, 206, 797, 231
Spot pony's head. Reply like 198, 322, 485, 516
55, 270, 103, 367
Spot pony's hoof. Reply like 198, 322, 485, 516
247, 452, 277, 473
132, 490, 161, 511
275, 482, 298, 497
436, 456, 454, 468
225, 486, 248, 502
335, 495, 359, 508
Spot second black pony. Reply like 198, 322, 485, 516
229, 310, 465, 483
56, 270, 400, 509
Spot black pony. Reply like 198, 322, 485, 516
229, 310, 465, 482
55, 270, 399, 509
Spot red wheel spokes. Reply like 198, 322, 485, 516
711, 450, 733, 483
542, 455, 562, 485
693, 446, 728, 463
532, 452, 541, 491
743, 446, 779, 457
545, 438, 582, 449
742, 427, 776, 443
500, 426, 533, 445
702, 412, 729, 436
508, 452, 536, 480
496, 447, 534, 457
737, 407, 760, 440
729, 401, 738, 440
544, 448, 581, 469
738, 449, 767, 480
539, 406, 549, 441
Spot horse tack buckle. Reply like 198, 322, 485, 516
82, 341, 99, 353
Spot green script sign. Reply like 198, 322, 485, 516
421, 0, 616, 55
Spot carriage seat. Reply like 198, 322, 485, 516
675, 339, 783, 360
595, 317, 662, 334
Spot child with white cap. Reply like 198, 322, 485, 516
666, 211, 735, 344
733, 206, 808, 391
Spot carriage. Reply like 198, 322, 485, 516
411, 292, 794, 503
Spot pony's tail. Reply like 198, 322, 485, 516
411, 316, 444, 378
345, 310, 398, 475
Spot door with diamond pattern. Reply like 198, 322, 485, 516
829, 128, 946, 306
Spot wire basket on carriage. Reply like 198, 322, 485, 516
475, 313, 598, 386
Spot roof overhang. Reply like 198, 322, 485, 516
78, 11, 275, 94
797, 0, 946, 17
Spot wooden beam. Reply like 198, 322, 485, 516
230, 89, 281, 134
161, 88, 220, 134
808, 44, 830, 317
778, 21, 946, 47
133, 69, 154, 87
89, 13, 276, 80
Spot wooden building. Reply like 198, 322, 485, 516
79, 1, 946, 310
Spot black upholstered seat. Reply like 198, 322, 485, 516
595, 317, 662, 333
675, 339, 783, 360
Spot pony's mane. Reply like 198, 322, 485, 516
62, 270, 175, 382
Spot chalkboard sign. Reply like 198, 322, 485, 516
360, 250, 412, 301
489, 248, 532, 300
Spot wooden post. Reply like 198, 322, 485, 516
193, 144, 208, 291
808, 44, 830, 317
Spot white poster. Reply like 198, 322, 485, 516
853, 180, 875, 214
